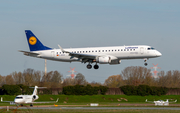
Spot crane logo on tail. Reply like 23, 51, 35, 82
29, 36, 37, 45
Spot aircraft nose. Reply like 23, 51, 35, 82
156, 51, 162, 57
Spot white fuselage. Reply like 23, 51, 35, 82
14, 95, 38, 104
30, 45, 161, 63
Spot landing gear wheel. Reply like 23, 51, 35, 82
30, 104, 33, 107
144, 58, 148, 66
87, 64, 92, 69
94, 65, 99, 69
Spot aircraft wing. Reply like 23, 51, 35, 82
26, 98, 59, 104
1, 97, 14, 103
145, 99, 154, 103
168, 100, 177, 103
58, 45, 98, 60
69, 52, 97, 59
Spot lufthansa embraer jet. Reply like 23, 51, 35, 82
19, 30, 162, 69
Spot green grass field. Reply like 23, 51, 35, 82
0, 95, 179, 106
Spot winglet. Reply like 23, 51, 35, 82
56, 98, 59, 103
58, 45, 69, 53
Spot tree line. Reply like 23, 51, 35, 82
104, 66, 180, 88
0, 66, 180, 88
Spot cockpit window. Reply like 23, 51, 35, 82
147, 47, 155, 50
15, 97, 23, 99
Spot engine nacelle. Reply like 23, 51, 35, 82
96, 56, 111, 64
96, 56, 120, 64
32, 95, 39, 100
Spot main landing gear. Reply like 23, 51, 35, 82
87, 64, 99, 69
144, 58, 148, 66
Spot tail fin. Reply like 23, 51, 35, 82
166, 99, 169, 102
32, 86, 38, 95
25, 30, 52, 51
30, 86, 47, 95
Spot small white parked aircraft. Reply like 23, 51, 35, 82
145, 99, 177, 106
1, 86, 59, 107
19, 30, 162, 69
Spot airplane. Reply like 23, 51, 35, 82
145, 99, 177, 106
19, 30, 162, 69
1, 86, 59, 107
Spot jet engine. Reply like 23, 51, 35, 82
96, 56, 120, 64
96, 56, 111, 64
32, 95, 39, 100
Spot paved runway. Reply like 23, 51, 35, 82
1, 106, 180, 110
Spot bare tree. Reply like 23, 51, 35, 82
121, 66, 152, 86
62, 77, 76, 86
89, 81, 102, 87
12, 72, 24, 84
5, 75, 15, 85
0, 75, 6, 87
41, 71, 63, 88
157, 71, 167, 87
104, 75, 123, 88
75, 73, 87, 85
159, 70, 180, 88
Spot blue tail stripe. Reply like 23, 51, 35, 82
25, 30, 52, 51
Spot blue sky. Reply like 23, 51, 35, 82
0, 0, 180, 83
